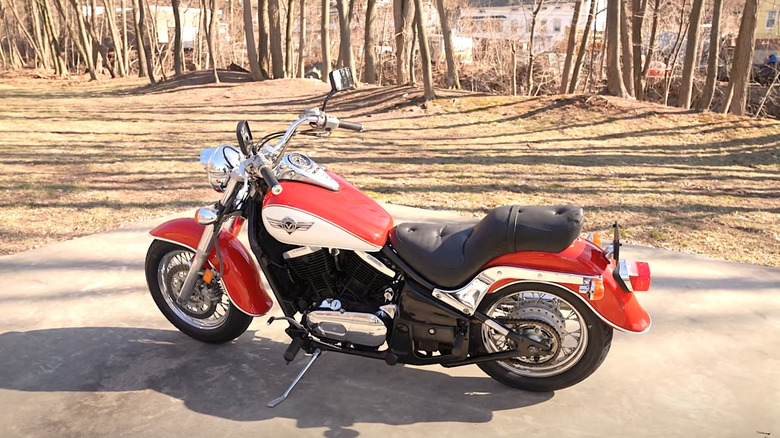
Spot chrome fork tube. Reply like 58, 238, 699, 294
176, 223, 217, 305
176, 176, 241, 305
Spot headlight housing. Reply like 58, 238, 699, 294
199, 145, 241, 192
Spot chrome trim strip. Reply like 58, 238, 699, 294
283, 246, 323, 260
617, 259, 636, 292
432, 266, 600, 316
355, 251, 396, 278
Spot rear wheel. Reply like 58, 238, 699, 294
145, 240, 253, 344
472, 282, 613, 391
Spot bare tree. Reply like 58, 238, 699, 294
606, 0, 628, 96
639, 0, 661, 87
412, 0, 434, 100
721, 0, 758, 115
258, 0, 270, 76
364, 0, 376, 83
268, 0, 284, 77
244, 0, 263, 80
560, 0, 583, 93
619, 0, 634, 96
568, 0, 595, 93
170, 0, 183, 76
679, 0, 704, 108
526, 0, 544, 95
320, 0, 330, 81
297, 0, 304, 78
631, 0, 646, 98
697, 0, 723, 110
435, 0, 459, 89
285, 0, 293, 77
393, 0, 413, 84
206, 0, 219, 82
335, 0, 355, 80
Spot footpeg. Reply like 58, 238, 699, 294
267, 349, 322, 408
283, 336, 305, 363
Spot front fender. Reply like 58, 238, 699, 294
485, 238, 651, 334
149, 218, 273, 317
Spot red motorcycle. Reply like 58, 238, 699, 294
145, 68, 652, 407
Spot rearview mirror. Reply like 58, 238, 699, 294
329, 67, 355, 92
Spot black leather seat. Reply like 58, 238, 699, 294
389, 205, 584, 289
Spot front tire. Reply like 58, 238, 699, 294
145, 240, 253, 344
472, 282, 613, 391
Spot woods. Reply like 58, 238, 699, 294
0, 0, 775, 114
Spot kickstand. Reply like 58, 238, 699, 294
267, 349, 322, 408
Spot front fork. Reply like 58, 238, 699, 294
176, 174, 243, 305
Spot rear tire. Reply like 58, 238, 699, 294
145, 240, 253, 344
472, 282, 613, 391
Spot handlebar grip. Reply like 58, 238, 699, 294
338, 120, 364, 132
260, 165, 282, 195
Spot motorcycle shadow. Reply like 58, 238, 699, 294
0, 327, 552, 429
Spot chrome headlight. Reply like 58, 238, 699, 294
199, 145, 241, 192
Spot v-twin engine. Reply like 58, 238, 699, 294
305, 310, 387, 347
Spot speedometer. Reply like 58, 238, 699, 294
288, 152, 313, 169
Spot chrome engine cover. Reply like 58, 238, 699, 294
305, 310, 387, 347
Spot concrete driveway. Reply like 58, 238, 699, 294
1, 205, 778, 437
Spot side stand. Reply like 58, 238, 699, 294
267, 349, 322, 408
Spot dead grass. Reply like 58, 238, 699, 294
1, 71, 779, 266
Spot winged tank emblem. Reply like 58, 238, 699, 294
268, 216, 314, 235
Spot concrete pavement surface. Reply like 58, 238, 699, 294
0, 204, 778, 437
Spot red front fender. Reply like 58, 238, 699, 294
485, 238, 651, 334
149, 218, 273, 317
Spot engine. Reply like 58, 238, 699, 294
283, 247, 399, 347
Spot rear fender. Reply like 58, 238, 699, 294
149, 218, 273, 317
484, 238, 651, 334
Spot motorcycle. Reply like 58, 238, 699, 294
145, 68, 652, 407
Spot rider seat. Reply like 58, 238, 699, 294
389, 205, 584, 289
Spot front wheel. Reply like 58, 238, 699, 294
145, 240, 253, 344
472, 282, 613, 391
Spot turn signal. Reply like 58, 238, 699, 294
579, 278, 605, 300
588, 233, 603, 248
202, 270, 214, 284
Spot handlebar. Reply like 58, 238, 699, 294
337, 120, 364, 132
258, 162, 282, 195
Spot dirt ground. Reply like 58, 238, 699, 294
1, 70, 779, 266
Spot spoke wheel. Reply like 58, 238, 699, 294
146, 240, 253, 344
472, 283, 613, 391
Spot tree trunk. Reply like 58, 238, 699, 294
364, 0, 376, 83
560, 0, 582, 94
285, 0, 293, 77
244, 0, 262, 80
41, 0, 69, 75
408, 16, 415, 84
631, 0, 646, 99
121, 0, 128, 72
68, 0, 98, 78
640, 0, 660, 84
511, 42, 517, 95
569, 0, 595, 93
7, 0, 47, 65
606, 0, 627, 96
258, 0, 269, 77
721, 0, 757, 115
206, 0, 219, 82
619, 0, 634, 96
171, 0, 182, 76
412, 0, 433, 100
268, 0, 283, 77
696, 0, 722, 110
435, 0, 459, 89
320, 0, 329, 81
335, 0, 354, 80
679, 0, 704, 108
102, 0, 126, 76
526, 0, 544, 96
86, 0, 116, 77
297, 0, 304, 78
393, 0, 413, 85
663, 4, 689, 106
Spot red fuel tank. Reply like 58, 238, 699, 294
262, 172, 394, 251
